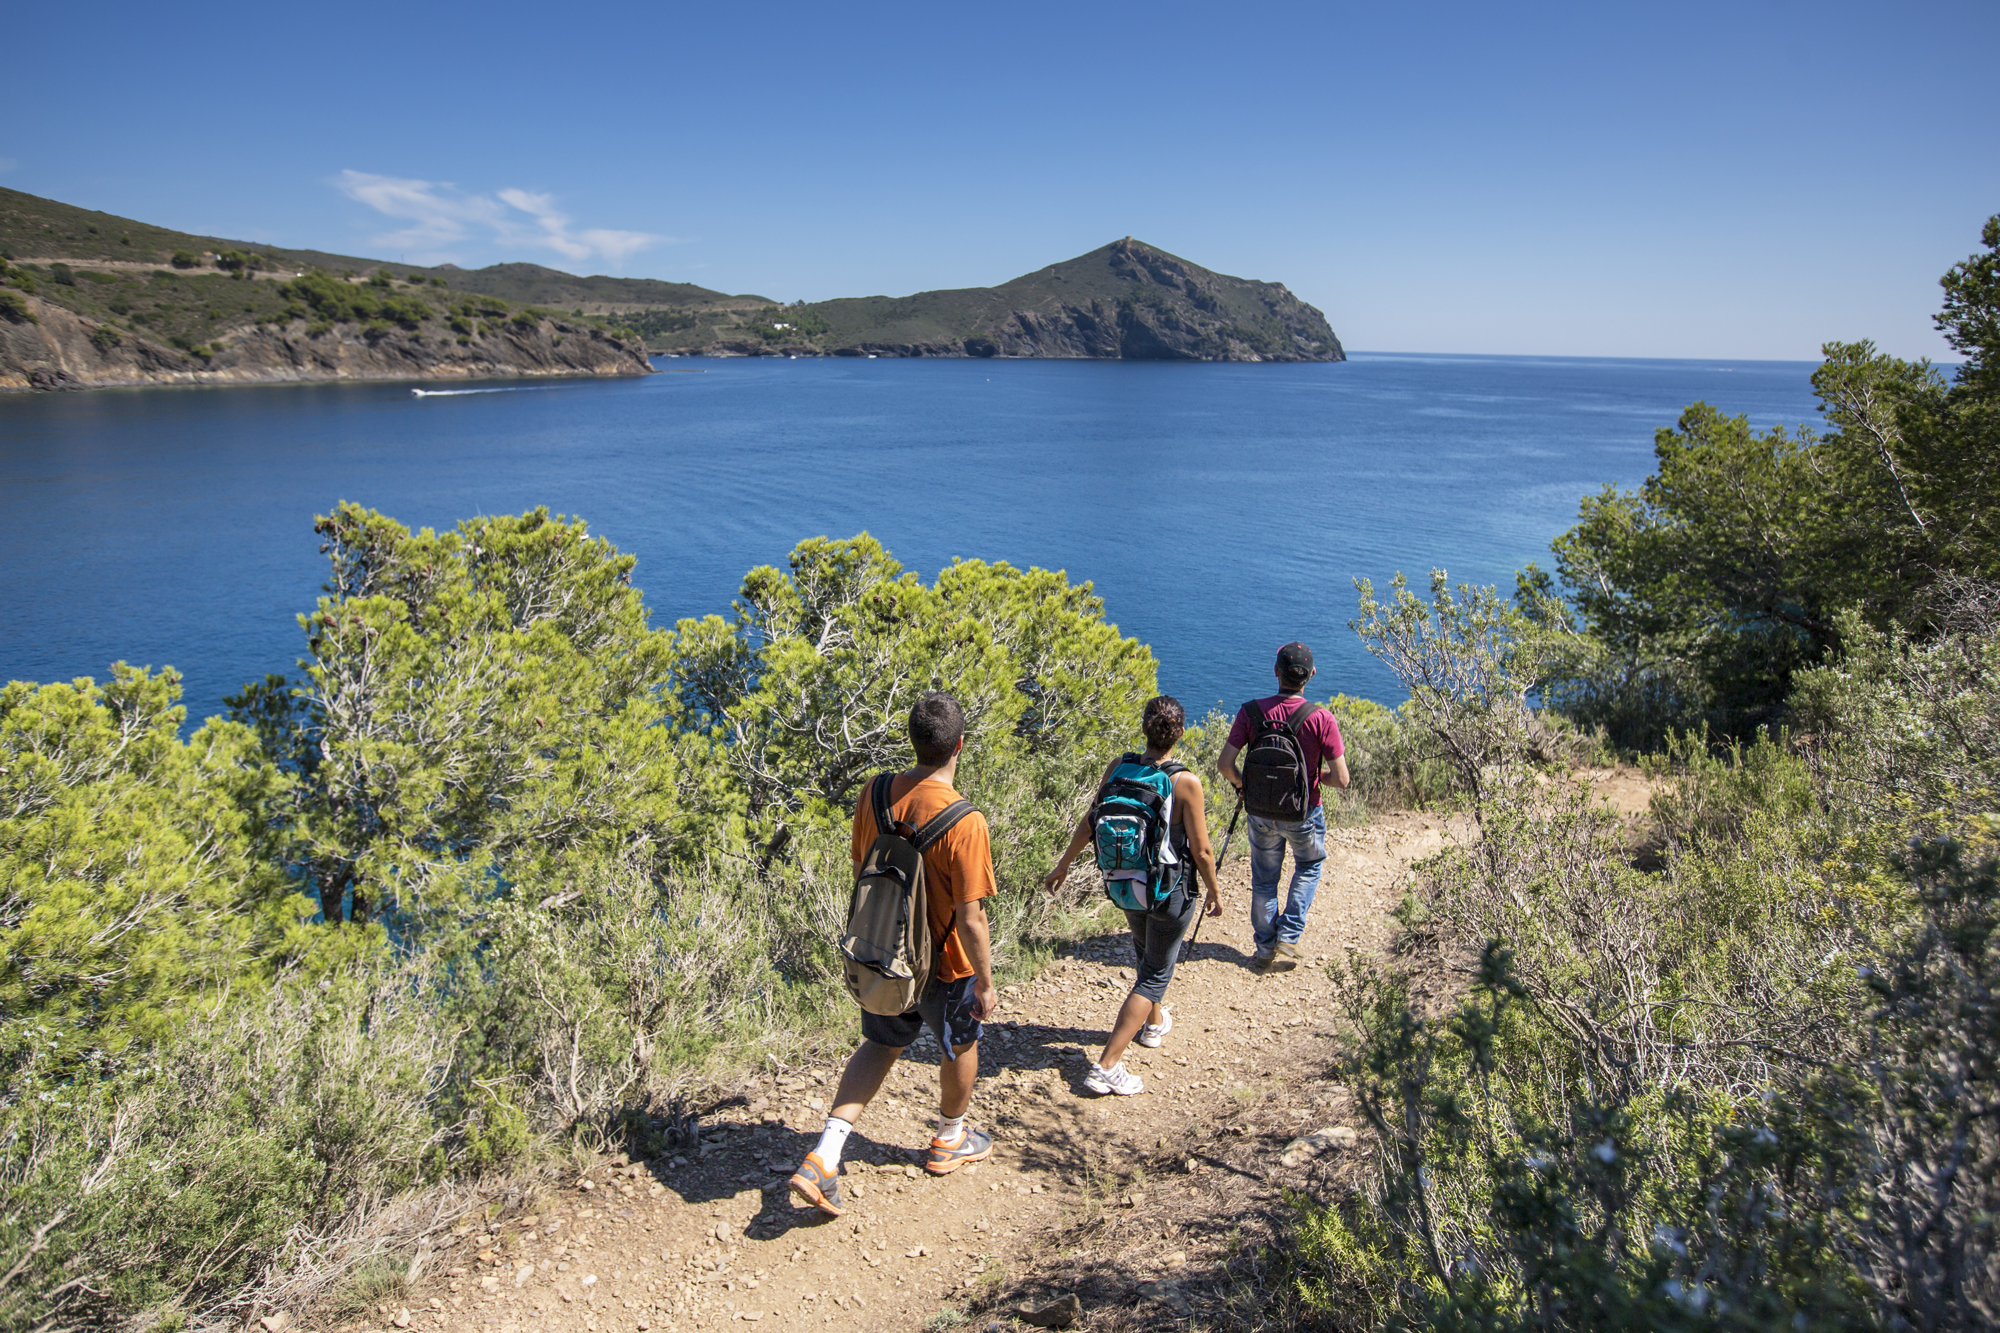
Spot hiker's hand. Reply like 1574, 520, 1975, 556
1041, 864, 1068, 893
972, 979, 998, 1021
1204, 889, 1223, 918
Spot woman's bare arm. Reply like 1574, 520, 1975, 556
1176, 770, 1223, 912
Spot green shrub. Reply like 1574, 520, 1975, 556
1291, 571, 2000, 1333
170, 250, 200, 269
88, 323, 122, 351
48, 263, 74, 286
277, 273, 431, 330
0, 289, 34, 323
0, 961, 458, 1327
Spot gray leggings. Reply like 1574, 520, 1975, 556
1122, 881, 1198, 1004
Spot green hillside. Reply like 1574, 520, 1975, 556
0, 187, 756, 311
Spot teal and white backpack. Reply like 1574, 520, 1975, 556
1089, 753, 1187, 912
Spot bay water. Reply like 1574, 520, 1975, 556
0, 353, 1821, 721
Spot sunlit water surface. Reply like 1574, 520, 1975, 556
0, 352, 1821, 721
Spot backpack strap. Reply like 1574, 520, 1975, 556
1256, 698, 1316, 734
870, 772, 898, 836
911, 799, 977, 852
1102, 777, 1169, 810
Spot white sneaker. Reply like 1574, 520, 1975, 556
1137, 1007, 1173, 1049
1084, 1061, 1144, 1096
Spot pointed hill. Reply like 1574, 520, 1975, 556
719, 239, 1344, 361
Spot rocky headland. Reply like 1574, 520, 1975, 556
0, 290, 651, 392
664, 238, 1345, 362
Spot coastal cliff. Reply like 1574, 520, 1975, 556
644, 238, 1344, 362
0, 289, 651, 392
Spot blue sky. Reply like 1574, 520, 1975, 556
7, 1, 1995, 360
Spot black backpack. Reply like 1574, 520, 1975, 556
1239, 699, 1322, 820
840, 774, 977, 1016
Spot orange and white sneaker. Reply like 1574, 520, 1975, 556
788, 1152, 844, 1217
924, 1127, 993, 1175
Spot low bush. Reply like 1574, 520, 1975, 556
278, 272, 433, 331
1285, 573, 2000, 1333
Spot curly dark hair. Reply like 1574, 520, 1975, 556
1142, 695, 1186, 752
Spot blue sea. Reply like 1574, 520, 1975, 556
0, 353, 1822, 721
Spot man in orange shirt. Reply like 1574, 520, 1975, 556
790, 692, 999, 1217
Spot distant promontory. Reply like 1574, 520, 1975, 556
633, 238, 1345, 362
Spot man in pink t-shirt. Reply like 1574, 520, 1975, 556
1218, 642, 1351, 971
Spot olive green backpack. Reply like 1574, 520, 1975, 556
840, 773, 976, 1016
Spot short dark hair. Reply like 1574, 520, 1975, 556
1142, 695, 1186, 751
909, 691, 965, 765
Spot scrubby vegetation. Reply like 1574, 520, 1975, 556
1280, 216, 2000, 1332
0, 519, 1163, 1327
0, 250, 644, 362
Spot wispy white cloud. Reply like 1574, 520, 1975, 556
495, 188, 660, 264
335, 169, 673, 268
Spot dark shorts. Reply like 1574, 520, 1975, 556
1123, 880, 1198, 1004
860, 974, 982, 1058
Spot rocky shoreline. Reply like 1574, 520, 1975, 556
0, 293, 653, 392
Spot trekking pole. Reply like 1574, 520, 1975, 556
1179, 791, 1243, 964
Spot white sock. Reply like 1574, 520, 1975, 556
935, 1113, 966, 1144
813, 1116, 854, 1168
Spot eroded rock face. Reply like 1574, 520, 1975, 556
851, 240, 1339, 362
0, 295, 653, 391
677, 237, 1344, 362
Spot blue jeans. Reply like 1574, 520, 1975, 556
1248, 806, 1326, 948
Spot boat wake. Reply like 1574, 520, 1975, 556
410, 384, 578, 398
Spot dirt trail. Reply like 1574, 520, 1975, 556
380, 810, 1463, 1333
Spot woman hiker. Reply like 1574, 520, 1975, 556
1041, 695, 1221, 1096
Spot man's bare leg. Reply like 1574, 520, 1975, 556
831, 1039, 903, 1123
795, 1039, 903, 1217
926, 1039, 994, 1174
938, 1040, 979, 1119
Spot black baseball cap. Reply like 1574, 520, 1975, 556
1276, 641, 1314, 682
